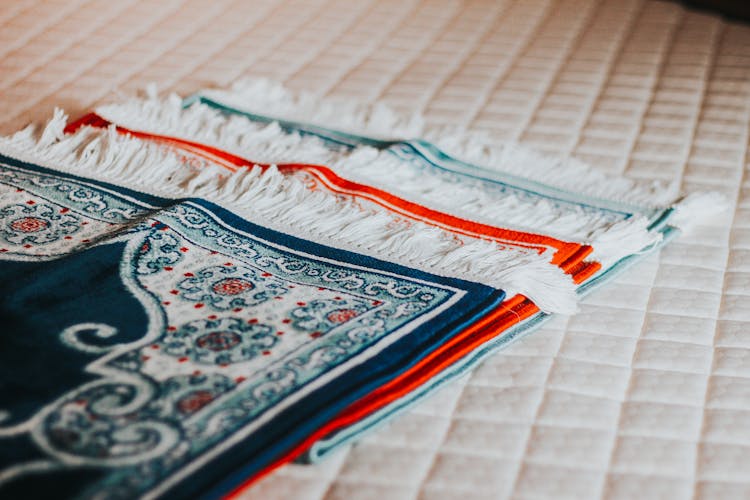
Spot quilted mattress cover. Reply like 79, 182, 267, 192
1, 0, 748, 498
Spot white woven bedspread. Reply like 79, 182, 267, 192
2, 0, 748, 498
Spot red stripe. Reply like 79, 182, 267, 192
224, 294, 539, 498
229, 255, 598, 495
66, 113, 598, 269
65, 113, 603, 497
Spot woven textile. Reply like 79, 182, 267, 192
0, 69, 725, 497
89, 85, 720, 471
1, 2, 748, 499
0, 123, 515, 498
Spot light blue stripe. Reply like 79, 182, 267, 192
303, 224, 679, 461
182, 91, 681, 462
185, 94, 664, 219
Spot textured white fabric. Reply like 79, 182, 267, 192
1, 1, 748, 498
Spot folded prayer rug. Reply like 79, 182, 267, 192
0, 82, 724, 499
86, 82, 724, 474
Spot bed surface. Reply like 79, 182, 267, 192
1, 0, 748, 498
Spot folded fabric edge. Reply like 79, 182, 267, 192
221, 225, 684, 499
304, 221, 684, 463
1, 111, 579, 314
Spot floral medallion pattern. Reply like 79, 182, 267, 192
0, 157, 476, 500
289, 298, 371, 334
176, 265, 289, 310
0, 202, 81, 245
160, 317, 278, 365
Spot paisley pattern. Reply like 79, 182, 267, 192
0, 156, 497, 499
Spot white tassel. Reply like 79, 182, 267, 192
422, 126, 680, 209
670, 191, 729, 232
95, 95, 667, 267
195, 78, 680, 208
199, 78, 424, 140
38, 108, 68, 147
0, 115, 580, 314
588, 216, 663, 266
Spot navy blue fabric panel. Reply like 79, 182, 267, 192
1, 241, 149, 426
0, 153, 504, 499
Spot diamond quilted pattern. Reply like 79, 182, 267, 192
2, 0, 749, 498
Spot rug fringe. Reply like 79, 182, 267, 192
199, 78, 425, 140
670, 191, 729, 231
191, 80, 733, 262
198, 78, 679, 207
589, 215, 663, 263
0, 112, 579, 314
98, 94, 664, 268
422, 126, 680, 208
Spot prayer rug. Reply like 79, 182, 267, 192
87, 83, 724, 492
0, 82, 724, 499
0, 124, 508, 499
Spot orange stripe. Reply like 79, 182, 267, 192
65, 113, 595, 268
569, 260, 602, 284
224, 294, 539, 498
295, 166, 574, 258
65, 114, 603, 497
